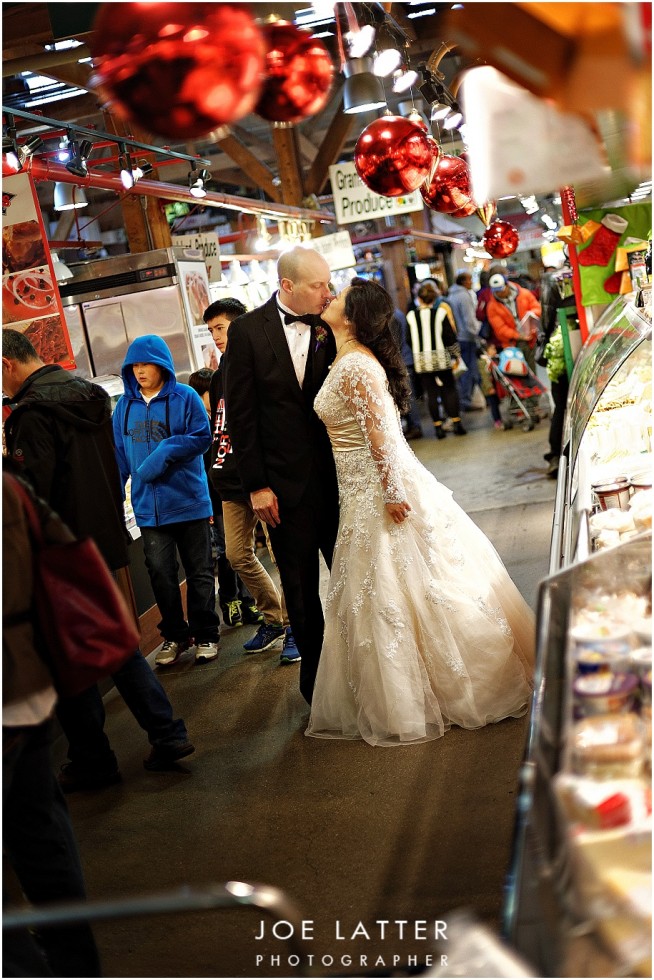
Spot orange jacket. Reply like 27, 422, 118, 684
486, 285, 542, 347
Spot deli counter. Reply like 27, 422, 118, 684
505, 287, 652, 977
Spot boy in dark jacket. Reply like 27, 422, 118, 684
113, 335, 220, 666
204, 300, 297, 664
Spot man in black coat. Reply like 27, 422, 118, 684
224, 246, 339, 703
2, 329, 193, 789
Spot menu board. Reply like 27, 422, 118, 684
2, 172, 75, 369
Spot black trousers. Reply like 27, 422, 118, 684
420, 370, 462, 423
268, 473, 339, 704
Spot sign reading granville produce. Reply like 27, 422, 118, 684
329, 161, 423, 226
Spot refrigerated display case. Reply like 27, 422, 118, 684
504, 287, 652, 978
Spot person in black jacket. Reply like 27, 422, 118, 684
2, 329, 193, 790
203, 299, 296, 663
223, 248, 340, 703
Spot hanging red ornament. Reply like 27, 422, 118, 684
475, 201, 497, 228
483, 220, 520, 258
89, 3, 265, 139
354, 116, 435, 198
255, 21, 334, 123
420, 154, 473, 214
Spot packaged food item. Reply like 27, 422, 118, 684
574, 672, 639, 716
554, 773, 651, 830
593, 479, 631, 511
571, 712, 645, 778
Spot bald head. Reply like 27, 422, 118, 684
277, 246, 332, 316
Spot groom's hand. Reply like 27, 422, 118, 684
251, 487, 280, 527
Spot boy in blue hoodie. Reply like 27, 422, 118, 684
113, 335, 220, 665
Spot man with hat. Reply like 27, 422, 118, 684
486, 272, 542, 372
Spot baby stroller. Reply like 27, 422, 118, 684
490, 346, 549, 431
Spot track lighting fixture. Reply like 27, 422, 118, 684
442, 105, 463, 129
17, 135, 43, 168
132, 160, 154, 181
118, 144, 135, 189
373, 47, 402, 77
188, 167, 210, 198
343, 57, 386, 114
3, 136, 20, 171
392, 68, 419, 94
57, 134, 71, 162
66, 138, 93, 178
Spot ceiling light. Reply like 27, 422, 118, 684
392, 68, 419, 93
65, 138, 93, 178
118, 144, 134, 189
188, 167, 210, 198
407, 8, 437, 18
54, 182, 88, 211
342, 57, 386, 114
3, 136, 20, 171
373, 48, 402, 77
17, 135, 43, 167
57, 135, 70, 162
345, 25, 376, 59
132, 160, 154, 181
442, 108, 463, 129
431, 102, 451, 121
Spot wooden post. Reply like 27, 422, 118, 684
271, 125, 304, 207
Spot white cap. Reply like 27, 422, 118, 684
489, 273, 507, 290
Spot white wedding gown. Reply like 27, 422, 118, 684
306, 351, 535, 747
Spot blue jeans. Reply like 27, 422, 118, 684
3, 721, 101, 977
141, 518, 220, 644
57, 652, 190, 771
457, 340, 482, 408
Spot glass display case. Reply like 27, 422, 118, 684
552, 286, 651, 570
504, 287, 652, 977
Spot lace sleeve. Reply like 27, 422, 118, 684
335, 355, 406, 503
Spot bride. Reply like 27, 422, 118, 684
306, 278, 534, 747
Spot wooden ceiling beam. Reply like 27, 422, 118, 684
272, 127, 304, 207
215, 132, 281, 202
304, 97, 354, 196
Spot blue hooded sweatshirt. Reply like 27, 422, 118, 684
113, 335, 212, 527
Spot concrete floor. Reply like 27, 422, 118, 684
53, 402, 556, 978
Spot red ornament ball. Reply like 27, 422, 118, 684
483, 220, 520, 258
89, 2, 265, 139
255, 22, 333, 123
354, 116, 435, 198
420, 154, 473, 214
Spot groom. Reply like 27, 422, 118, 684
224, 246, 339, 703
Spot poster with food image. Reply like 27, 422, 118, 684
177, 259, 216, 369
2, 172, 75, 369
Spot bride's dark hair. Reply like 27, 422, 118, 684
344, 278, 411, 413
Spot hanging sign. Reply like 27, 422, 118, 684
172, 231, 221, 281
329, 161, 423, 226
2, 172, 75, 369
309, 231, 356, 270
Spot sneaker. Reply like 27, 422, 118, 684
195, 641, 220, 662
243, 622, 285, 653
58, 762, 122, 794
241, 602, 264, 625
434, 424, 446, 440
441, 418, 453, 432
143, 741, 195, 771
155, 639, 190, 666
452, 421, 468, 435
279, 629, 301, 664
494, 420, 504, 429
220, 599, 243, 628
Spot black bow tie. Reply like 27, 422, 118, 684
281, 309, 313, 326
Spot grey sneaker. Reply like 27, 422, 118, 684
155, 639, 190, 666
195, 642, 220, 662
243, 623, 286, 653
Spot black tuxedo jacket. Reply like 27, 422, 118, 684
223, 294, 338, 509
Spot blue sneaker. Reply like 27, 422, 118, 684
279, 629, 301, 664
243, 622, 285, 654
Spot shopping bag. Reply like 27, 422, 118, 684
10, 475, 140, 697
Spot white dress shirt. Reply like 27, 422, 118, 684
277, 299, 312, 387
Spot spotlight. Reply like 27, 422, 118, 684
3, 136, 20, 171
373, 47, 402, 77
431, 101, 452, 121
118, 144, 134, 189
342, 57, 386, 114
132, 160, 154, 181
188, 167, 210, 198
417, 66, 442, 105
392, 68, 419, 94
66, 138, 93, 178
345, 25, 376, 58
57, 135, 71, 162
442, 106, 463, 129
54, 182, 88, 211
17, 135, 43, 167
